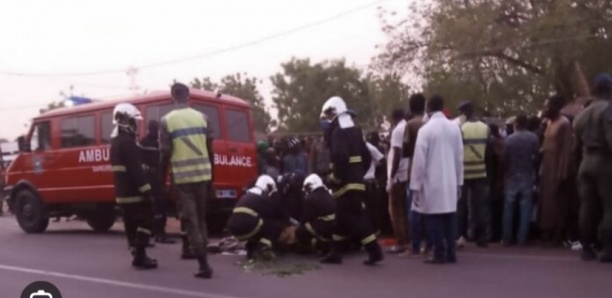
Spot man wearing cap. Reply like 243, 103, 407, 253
456, 100, 491, 247
574, 73, 612, 262
160, 83, 214, 278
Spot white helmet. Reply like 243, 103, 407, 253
254, 174, 277, 195
320, 96, 348, 121
111, 103, 143, 137
303, 174, 325, 197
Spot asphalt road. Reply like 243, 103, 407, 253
1, 216, 611, 298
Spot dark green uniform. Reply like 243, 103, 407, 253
574, 99, 612, 259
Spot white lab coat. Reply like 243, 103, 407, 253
410, 112, 464, 214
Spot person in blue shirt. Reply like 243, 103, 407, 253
283, 137, 308, 174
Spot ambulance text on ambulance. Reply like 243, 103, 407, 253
78, 149, 252, 171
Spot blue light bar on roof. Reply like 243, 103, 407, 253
64, 96, 94, 107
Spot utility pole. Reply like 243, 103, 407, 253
126, 66, 140, 95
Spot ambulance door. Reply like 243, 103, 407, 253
53, 114, 100, 203
219, 105, 257, 199
191, 103, 228, 195
18, 120, 62, 203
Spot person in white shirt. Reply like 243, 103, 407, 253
387, 108, 410, 253
410, 95, 464, 264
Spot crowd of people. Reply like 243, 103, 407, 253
251, 73, 612, 265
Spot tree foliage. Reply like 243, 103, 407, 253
375, 0, 612, 116
191, 73, 272, 133
39, 101, 65, 114
271, 58, 410, 133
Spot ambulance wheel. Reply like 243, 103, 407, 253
15, 189, 49, 234
86, 205, 116, 232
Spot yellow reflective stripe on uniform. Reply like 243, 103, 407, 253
138, 184, 151, 193
173, 166, 212, 183
259, 238, 272, 247
361, 234, 377, 245
111, 165, 126, 172
233, 207, 259, 217
116, 196, 143, 204
137, 227, 152, 235
318, 214, 335, 221
328, 173, 340, 184
332, 234, 347, 241
349, 156, 362, 163
333, 183, 366, 198
171, 156, 212, 168
234, 219, 264, 241
310, 238, 318, 248
305, 222, 330, 242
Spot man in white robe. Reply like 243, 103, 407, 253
410, 95, 464, 264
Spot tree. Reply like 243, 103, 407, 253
191, 73, 272, 133
271, 58, 410, 133
375, 0, 612, 116
39, 101, 65, 114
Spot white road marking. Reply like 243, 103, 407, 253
0, 264, 245, 298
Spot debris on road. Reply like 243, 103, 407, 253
236, 258, 320, 278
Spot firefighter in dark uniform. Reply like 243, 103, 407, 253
110, 103, 158, 269
295, 174, 336, 253
227, 175, 290, 259
319, 96, 383, 266
139, 120, 175, 244
160, 83, 214, 279
574, 73, 612, 262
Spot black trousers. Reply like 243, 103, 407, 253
427, 212, 457, 262
333, 190, 377, 246
121, 201, 153, 250
227, 213, 285, 248
145, 169, 168, 236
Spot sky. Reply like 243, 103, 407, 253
0, 0, 408, 140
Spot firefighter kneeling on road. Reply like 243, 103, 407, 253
227, 175, 289, 260
110, 103, 158, 270
295, 174, 336, 254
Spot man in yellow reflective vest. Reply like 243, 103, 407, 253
456, 101, 492, 248
160, 83, 213, 279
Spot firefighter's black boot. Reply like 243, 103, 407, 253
320, 242, 342, 264
181, 236, 197, 260
132, 247, 158, 270
194, 253, 213, 279
363, 241, 383, 266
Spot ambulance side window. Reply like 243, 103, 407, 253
145, 104, 174, 123
225, 109, 251, 143
192, 104, 221, 139
61, 115, 95, 148
100, 112, 113, 144
30, 121, 51, 151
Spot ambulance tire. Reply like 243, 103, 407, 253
15, 189, 49, 234
86, 205, 116, 232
